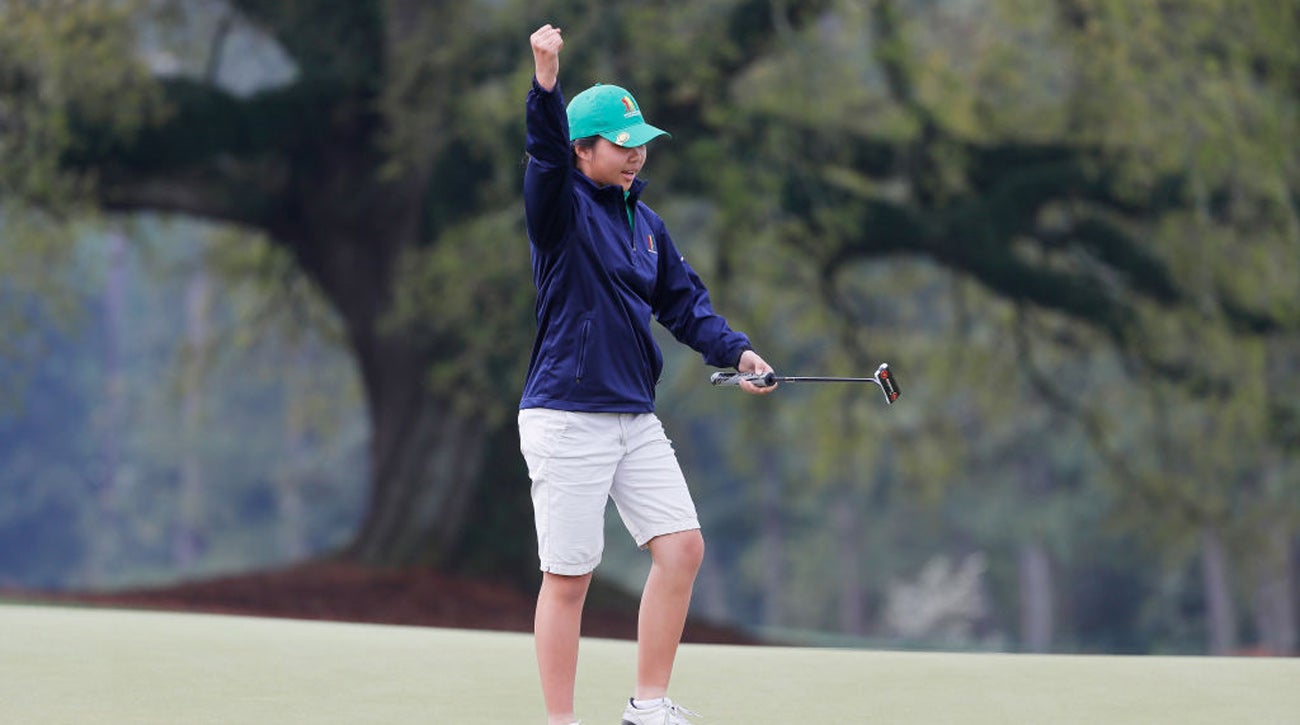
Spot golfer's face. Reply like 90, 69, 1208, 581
579, 138, 646, 191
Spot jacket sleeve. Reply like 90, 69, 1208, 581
524, 78, 573, 251
651, 224, 753, 369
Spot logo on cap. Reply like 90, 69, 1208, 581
621, 96, 638, 117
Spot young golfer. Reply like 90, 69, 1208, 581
519, 23, 776, 725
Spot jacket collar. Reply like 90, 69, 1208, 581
573, 169, 648, 205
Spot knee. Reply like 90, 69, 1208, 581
651, 530, 705, 574
540, 572, 593, 607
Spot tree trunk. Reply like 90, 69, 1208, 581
836, 495, 868, 636
350, 416, 488, 564
174, 267, 212, 568
759, 438, 785, 628
281, 173, 530, 573
1199, 527, 1237, 655
86, 230, 130, 587
1018, 540, 1054, 653
276, 338, 310, 561
1253, 523, 1296, 656
695, 557, 731, 625
344, 339, 494, 567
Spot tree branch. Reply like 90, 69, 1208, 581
98, 162, 285, 230
64, 77, 346, 231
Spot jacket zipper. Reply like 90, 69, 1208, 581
623, 193, 636, 255
576, 319, 591, 381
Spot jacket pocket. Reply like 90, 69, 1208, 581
575, 319, 592, 382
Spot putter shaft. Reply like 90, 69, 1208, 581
709, 364, 901, 404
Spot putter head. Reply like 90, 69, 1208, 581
874, 363, 901, 405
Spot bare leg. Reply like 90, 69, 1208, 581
636, 530, 705, 700
536, 571, 593, 725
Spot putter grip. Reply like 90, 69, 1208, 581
710, 371, 776, 387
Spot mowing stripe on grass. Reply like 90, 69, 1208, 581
1, 604, 1296, 723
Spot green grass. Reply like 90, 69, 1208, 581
2, 604, 1297, 723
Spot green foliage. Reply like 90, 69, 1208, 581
0, 212, 82, 406
386, 207, 535, 424
1, 0, 1296, 652
0, 0, 163, 204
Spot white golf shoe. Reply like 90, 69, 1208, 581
620, 697, 700, 724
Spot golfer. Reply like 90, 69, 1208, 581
519, 23, 776, 725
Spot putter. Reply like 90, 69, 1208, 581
710, 363, 902, 405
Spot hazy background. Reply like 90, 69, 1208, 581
1, 0, 1296, 656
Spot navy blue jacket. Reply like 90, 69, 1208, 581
520, 79, 752, 412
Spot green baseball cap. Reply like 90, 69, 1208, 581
566, 83, 670, 147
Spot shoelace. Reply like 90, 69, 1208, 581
663, 699, 702, 724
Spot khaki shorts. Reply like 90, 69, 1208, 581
518, 409, 700, 575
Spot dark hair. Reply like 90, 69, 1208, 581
571, 135, 599, 164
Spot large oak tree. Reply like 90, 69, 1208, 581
6, 0, 1294, 596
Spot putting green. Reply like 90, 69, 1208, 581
1, 604, 1296, 723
